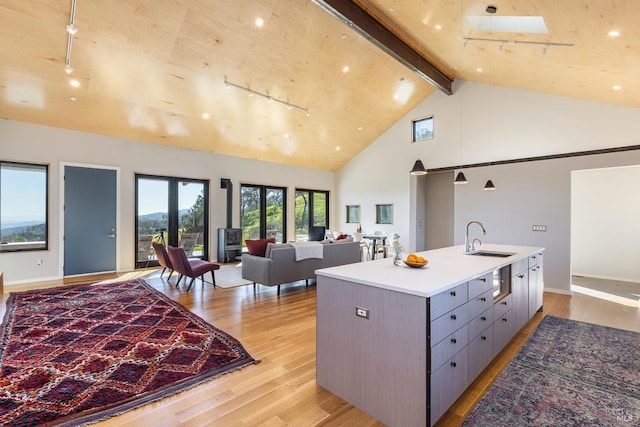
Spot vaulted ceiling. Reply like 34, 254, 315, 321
1, 1, 637, 171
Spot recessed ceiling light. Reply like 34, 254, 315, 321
358, 126, 363, 131
336, 146, 341, 151
434, 25, 442, 30
70, 79, 80, 87
476, 68, 483, 72
69, 96, 77, 102
343, 65, 350, 73
284, 133, 290, 138
389, 8, 394, 12
202, 113, 210, 119
612, 85, 622, 91
608, 30, 620, 37
255, 17, 264, 27
341, 33, 347, 39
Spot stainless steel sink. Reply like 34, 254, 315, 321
465, 250, 515, 258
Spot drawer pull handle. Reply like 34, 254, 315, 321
450, 314, 457, 320
518, 274, 524, 279
481, 336, 487, 341
451, 338, 457, 344
450, 362, 457, 368
502, 318, 508, 322
480, 278, 486, 282
450, 291, 457, 297
501, 301, 508, 305
480, 297, 486, 302
481, 316, 486, 321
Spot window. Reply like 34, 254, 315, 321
1, 161, 48, 252
346, 205, 360, 223
135, 175, 209, 268
375, 204, 393, 224
240, 184, 286, 245
295, 189, 329, 240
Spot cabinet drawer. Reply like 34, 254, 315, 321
468, 325, 494, 381
431, 304, 469, 345
493, 293, 512, 319
468, 273, 492, 299
493, 309, 516, 356
529, 252, 543, 267
468, 307, 493, 339
430, 346, 469, 425
511, 258, 528, 277
430, 282, 468, 320
467, 289, 493, 320
431, 324, 468, 371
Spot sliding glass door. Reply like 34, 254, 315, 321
240, 184, 286, 246
135, 175, 209, 268
295, 189, 329, 240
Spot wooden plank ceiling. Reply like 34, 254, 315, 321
1, 0, 637, 171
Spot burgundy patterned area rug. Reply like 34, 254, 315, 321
0, 279, 257, 426
463, 315, 639, 426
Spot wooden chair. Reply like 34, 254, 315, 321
151, 241, 174, 279
166, 246, 220, 292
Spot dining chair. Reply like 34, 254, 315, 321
151, 241, 174, 279
166, 246, 220, 292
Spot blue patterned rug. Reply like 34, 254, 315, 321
463, 315, 639, 426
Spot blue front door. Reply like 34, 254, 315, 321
64, 166, 117, 276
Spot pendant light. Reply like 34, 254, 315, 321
484, 179, 496, 190
410, 159, 428, 175
454, 171, 468, 184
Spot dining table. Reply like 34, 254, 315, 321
362, 233, 388, 260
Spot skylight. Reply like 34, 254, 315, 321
466, 16, 548, 34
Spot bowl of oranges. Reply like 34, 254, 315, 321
404, 253, 428, 268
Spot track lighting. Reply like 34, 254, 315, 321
64, 0, 78, 75
464, 37, 573, 53
224, 79, 310, 116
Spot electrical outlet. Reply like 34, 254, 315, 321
36, 259, 43, 266
355, 307, 369, 319
532, 225, 547, 232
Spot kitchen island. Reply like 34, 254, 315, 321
315, 244, 544, 427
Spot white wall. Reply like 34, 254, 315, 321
0, 119, 335, 285
571, 165, 640, 282
337, 80, 640, 294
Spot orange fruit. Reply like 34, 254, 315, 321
407, 254, 417, 262
416, 256, 426, 263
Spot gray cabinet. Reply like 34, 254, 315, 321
528, 252, 544, 317
468, 325, 493, 380
511, 258, 529, 332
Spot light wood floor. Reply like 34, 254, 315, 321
2, 271, 638, 426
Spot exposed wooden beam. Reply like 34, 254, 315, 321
312, 0, 453, 95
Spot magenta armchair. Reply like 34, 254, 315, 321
152, 241, 174, 279
166, 246, 220, 291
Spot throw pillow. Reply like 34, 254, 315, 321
336, 233, 348, 240
245, 238, 276, 257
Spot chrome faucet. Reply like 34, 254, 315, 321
465, 221, 486, 253
471, 238, 482, 251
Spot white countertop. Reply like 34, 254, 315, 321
315, 244, 544, 297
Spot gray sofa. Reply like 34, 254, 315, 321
241, 240, 361, 294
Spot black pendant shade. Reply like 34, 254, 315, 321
454, 171, 468, 184
484, 179, 496, 190
410, 159, 428, 175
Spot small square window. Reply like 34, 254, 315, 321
411, 115, 434, 142
346, 205, 360, 223
375, 204, 393, 224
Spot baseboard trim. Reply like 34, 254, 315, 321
544, 287, 573, 296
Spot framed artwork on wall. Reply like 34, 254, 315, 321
346, 205, 360, 223
375, 204, 393, 224
411, 115, 434, 142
